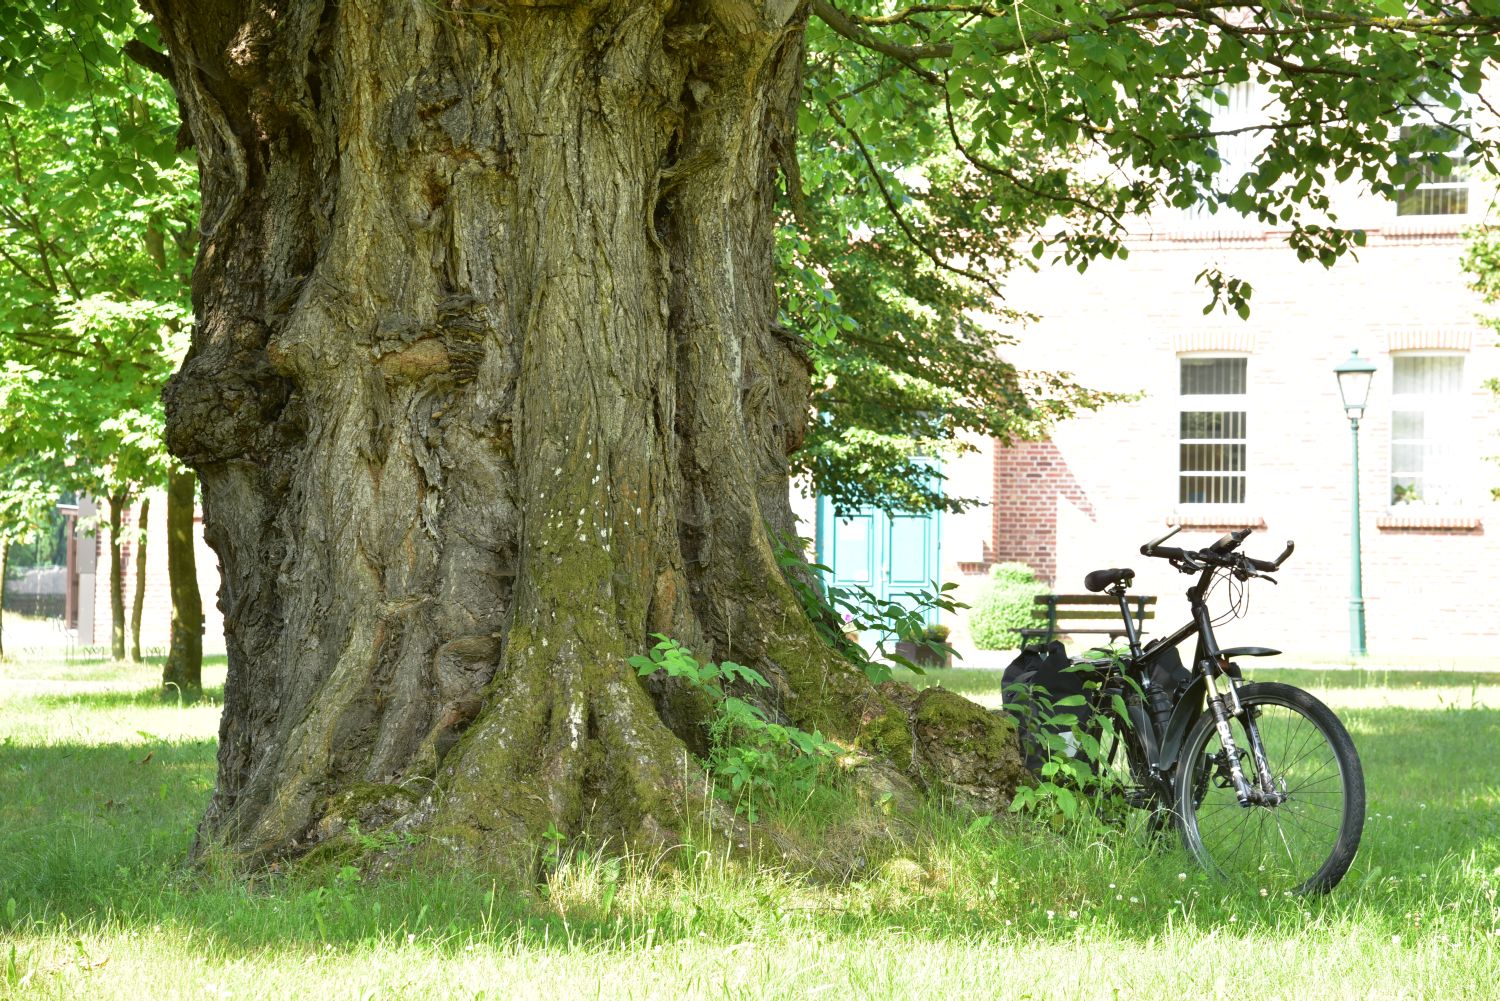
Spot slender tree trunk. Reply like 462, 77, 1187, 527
130, 496, 150, 663
108, 490, 128, 662
163, 468, 202, 698
147, 0, 1020, 869
0, 536, 8, 661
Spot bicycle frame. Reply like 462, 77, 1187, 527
1105, 564, 1279, 805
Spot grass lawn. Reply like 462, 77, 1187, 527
2, 651, 1497, 1000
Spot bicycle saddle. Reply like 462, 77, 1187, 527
1084, 567, 1135, 592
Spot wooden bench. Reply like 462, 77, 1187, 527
1016, 593, 1156, 646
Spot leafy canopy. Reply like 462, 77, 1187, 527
0, 2, 195, 513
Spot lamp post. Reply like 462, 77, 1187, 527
1334, 350, 1376, 658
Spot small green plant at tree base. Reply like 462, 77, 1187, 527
541, 822, 567, 873
629, 635, 837, 821
772, 532, 965, 684
1004, 653, 1133, 834
970, 563, 1051, 651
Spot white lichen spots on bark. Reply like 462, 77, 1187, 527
567, 701, 585, 751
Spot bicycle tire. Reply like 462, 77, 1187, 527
1174, 681, 1364, 894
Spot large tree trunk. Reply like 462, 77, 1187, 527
107, 490, 128, 662
131, 496, 150, 663
163, 468, 203, 698
147, 0, 1021, 869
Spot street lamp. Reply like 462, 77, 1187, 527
1334, 350, 1377, 657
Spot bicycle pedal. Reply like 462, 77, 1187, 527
1124, 788, 1155, 809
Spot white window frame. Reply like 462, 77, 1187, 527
1389, 351, 1470, 509
1177, 353, 1250, 507
1394, 121, 1471, 219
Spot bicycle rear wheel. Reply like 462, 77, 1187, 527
1175, 681, 1364, 894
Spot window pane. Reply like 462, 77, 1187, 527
1391, 444, 1426, 474
1391, 410, 1425, 439
1180, 411, 1247, 439
1180, 475, 1246, 504
1391, 476, 1423, 505
1180, 357, 1247, 395
1397, 186, 1468, 216
1395, 124, 1469, 217
1393, 356, 1463, 395
1180, 443, 1246, 472
1390, 355, 1466, 506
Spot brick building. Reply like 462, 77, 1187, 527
967, 221, 1499, 658
807, 92, 1500, 659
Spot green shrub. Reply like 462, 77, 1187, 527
969, 563, 1050, 650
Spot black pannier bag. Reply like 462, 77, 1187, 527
1000, 640, 1108, 774
1142, 636, 1190, 694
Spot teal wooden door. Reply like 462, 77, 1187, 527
815, 496, 940, 642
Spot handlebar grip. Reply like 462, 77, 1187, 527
1245, 540, 1294, 572
1141, 525, 1182, 556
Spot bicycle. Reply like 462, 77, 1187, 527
1080, 526, 1365, 894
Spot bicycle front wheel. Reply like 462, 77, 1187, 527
1175, 682, 1364, 894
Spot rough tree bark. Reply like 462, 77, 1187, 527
107, 490, 128, 662
131, 496, 150, 663
163, 467, 203, 698
144, 0, 1022, 869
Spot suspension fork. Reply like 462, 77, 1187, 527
1190, 588, 1281, 806
1219, 662, 1282, 801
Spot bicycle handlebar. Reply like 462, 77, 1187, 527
1140, 527, 1294, 579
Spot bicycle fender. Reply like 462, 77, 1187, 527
1154, 675, 1207, 773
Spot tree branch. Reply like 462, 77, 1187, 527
122, 40, 176, 83
812, 0, 1500, 68
826, 102, 1002, 297
810, 0, 954, 62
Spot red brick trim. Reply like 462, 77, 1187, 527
1376, 514, 1483, 532
1166, 511, 1267, 530
1124, 223, 1466, 249
1385, 330, 1473, 352
956, 561, 993, 576
1174, 330, 1256, 354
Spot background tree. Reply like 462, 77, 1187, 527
1460, 226, 1500, 501
0, 459, 58, 659
7, 0, 1499, 870
0, 1, 201, 681
130, 495, 149, 661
